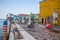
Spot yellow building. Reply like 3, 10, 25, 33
39, 0, 60, 26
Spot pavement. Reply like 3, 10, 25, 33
20, 23, 60, 40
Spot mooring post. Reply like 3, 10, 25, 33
2, 20, 7, 40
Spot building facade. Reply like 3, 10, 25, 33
18, 14, 30, 24
39, 0, 60, 26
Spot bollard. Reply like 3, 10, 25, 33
2, 20, 7, 40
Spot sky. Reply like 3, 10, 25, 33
0, 0, 43, 19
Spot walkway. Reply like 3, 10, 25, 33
16, 24, 36, 40
9, 24, 36, 40
20, 23, 60, 40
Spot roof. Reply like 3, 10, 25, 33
39, 0, 47, 3
35, 14, 39, 16
18, 14, 39, 17
18, 14, 30, 17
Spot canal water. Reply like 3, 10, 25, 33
0, 19, 5, 40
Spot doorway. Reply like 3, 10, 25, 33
42, 18, 44, 24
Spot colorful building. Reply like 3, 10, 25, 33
18, 14, 30, 24
39, 0, 60, 26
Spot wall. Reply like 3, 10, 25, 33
39, 0, 60, 26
